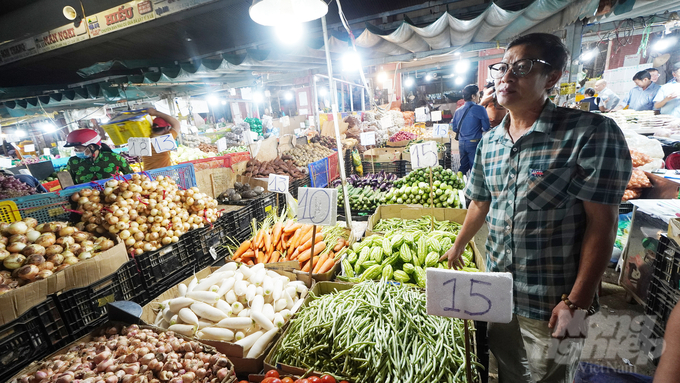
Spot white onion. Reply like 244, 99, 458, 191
26, 230, 41, 242
8, 222, 28, 235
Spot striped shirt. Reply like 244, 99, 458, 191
464, 100, 632, 320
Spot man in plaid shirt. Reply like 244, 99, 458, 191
442, 33, 632, 383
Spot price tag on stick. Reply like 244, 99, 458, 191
360, 132, 376, 146
216, 138, 227, 153
151, 134, 178, 153
268, 174, 290, 193
433, 124, 448, 138
426, 269, 513, 323
410, 141, 438, 169
297, 187, 338, 226
128, 137, 152, 157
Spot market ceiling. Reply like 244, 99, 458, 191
0, 0, 656, 117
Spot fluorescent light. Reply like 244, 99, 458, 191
15, 130, 26, 138
342, 52, 362, 72
425, 74, 433, 82
253, 93, 264, 103
654, 36, 677, 52
275, 23, 303, 44
39, 123, 56, 132
580, 48, 599, 62
377, 72, 388, 83
221, 100, 227, 105
404, 77, 414, 87
318, 88, 328, 96
284, 92, 294, 101
249, 0, 328, 26
455, 77, 465, 85
455, 60, 470, 74
207, 95, 219, 105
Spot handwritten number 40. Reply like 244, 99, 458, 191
443, 278, 492, 316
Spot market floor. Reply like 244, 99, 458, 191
486, 268, 658, 382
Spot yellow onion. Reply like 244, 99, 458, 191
22, 217, 38, 229
48, 254, 64, 265
36, 269, 53, 280
78, 252, 93, 260
0, 249, 8, 261
56, 236, 74, 247
58, 226, 76, 237
16, 264, 39, 281
7, 242, 26, 253
26, 230, 41, 242
7, 221, 28, 235
22, 245, 46, 257
45, 245, 63, 257
63, 256, 79, 265
4, 254, 26, 270
9, 234, 27, 244
35, 233, 56, 248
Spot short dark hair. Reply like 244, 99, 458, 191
648, 67, 660, 73
463, 85, 479, 101
584, 88, 595, 96
506, 33, 568, 72
633, 70, 651, 81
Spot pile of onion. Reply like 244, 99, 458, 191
0, 217, 115, 295
74, 175, 220, 256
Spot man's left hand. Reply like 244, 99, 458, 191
548, 301, 588, 338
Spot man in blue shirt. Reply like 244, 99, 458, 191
615, 70, 660, 111
452, 84, 491, 174
654, 62, 680, 118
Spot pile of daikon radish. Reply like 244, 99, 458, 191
153, 262, 308, 358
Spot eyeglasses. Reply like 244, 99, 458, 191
488, 59, 552, 79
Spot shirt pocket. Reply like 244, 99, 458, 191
527, 167, 573, 210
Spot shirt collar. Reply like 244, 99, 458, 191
488, 99, 554, 143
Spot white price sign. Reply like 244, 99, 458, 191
360, 132, 376, 146
297, 187, 338, 226
0, 158, 12, 168
431, 111, 442, 122
433, 124, 449, 138
151, 134, 178, 153
43, 148, 51, 156
268, 174, 290, 193
410, 141, 438, 169
24, 144, 35, 152
216, 137, 227, 153
426, 269, 513, 323
128, 137, 152, 157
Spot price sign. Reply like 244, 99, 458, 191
151, 134, 178, 153
431, 111, 442, 122
360, 132, 376, 146
300, 122, 306, 129
24, 144, 35, 152
216, 137, 227, 153
128, 137, 152, 157
268, 174, 290, 193
297, 187, 338, 226
0, 158, 12, 168
410, 141, 438, 169
426, 268, 513, 323
433, 124, 448, 138
43, 148, 51, 156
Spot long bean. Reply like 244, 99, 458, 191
270, 281, 480, 382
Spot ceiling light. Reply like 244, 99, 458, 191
455, 77, 465, 85
654, 36, 677, 52
275, 23, 303, 44
377, 72, 388, 83
221, 100, 227, 105
454, 60, 470, 74
404, 77, 414, 87
425, 74, 433, 82
284, 92, 294, 101
63, 6, 77, 20
15, 130, 26, 138
207, 95, 219, 105
250, 0, 328, 26
454, 51, 461, 56
580, 48, 599, 62
318, 88, 328, 96
253, 93, 264, 103
342, 52, 362, 72
39, 123, 56, 132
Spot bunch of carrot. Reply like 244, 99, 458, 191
230, 212, 349, 274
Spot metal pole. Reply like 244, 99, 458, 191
322, 15, 352, 228
361, 88, 365, 111
350, 84, 354, 112
313, 75, 320, 130
341, 82, 345, 113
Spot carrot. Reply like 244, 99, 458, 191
301, 259, 314, 272
255, 249, 263, 264
271, 251, 281, 263
263, 230, 272, 253
288, 228, 302, 253
283, 222, 302, 234
272, 222, 283, 247
299, 224, 313, 242
318, 256, 337, 274
241, 249, 255, 259
255, 229, 264, 248
246, 259, 254, 266
234, 240, 252, 258
299, 233, 325, 253
233, 257, 241, 262
263, 248, 272, 263
299, 226, 322, 247
313, 253, 329, 273
297, 241, 326, 263
333, 238, 345, 252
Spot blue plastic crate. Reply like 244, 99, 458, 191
308, 157, 330, 188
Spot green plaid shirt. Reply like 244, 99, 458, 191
465, 100, 632, 321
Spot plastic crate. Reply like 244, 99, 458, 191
191, 219, 230, 270
0, 297, 70, 382
133, 238, 192, 297
0, 199, 22, 223
101, 110, 153, 145
117, 259, 147, 304
308, 157, 330, 187
253, 193, 277, 221
328, 152, 339, 182
42, 179, 62, 192
289, 176, 309, 199
224, 205, 255, 234
224, 151, 251, 168
619, 202, 634, 215
362, 161, 401, 176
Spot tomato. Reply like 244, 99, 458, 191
320, 376, 336, 383
308, 377, 321, 383
238, 381, 248, 383
262, 379, 282, 383
265, 371, 280, 378
297, 380, 310, 383
282, 378, 295, 383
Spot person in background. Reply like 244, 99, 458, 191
654, 302, 680, 382
614, 70, 661, 111
443, 33, 632, 383
581, 88, 601, 111
480, 82, 507, 128
451, 84, 490, 174
648, 67, 662, 84
142, 108, 181, 170
0, 170, 47, 193
653, 62, 680, 118
64, 128, 133, 185
594, 79, 620, 112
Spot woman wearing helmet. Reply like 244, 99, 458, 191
63, 128, 133, 185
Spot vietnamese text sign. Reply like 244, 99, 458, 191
152, 0, 217, 17
128, 137, 152, 156
410, 141, 438, 169
35, 22, 89, 53
87, 0, 155, 38
297, 187, 338, 226
151, 134, 177, 153
426, 269, 513, 323
360, 132, 376, 146
268, 174, 290, 193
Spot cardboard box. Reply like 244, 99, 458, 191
292, 227, 354, 282
140, 265, 310, 375
365, 205, 484, 272
386, 139, 410, 147
363, 148, 403, 162
423, 136, 451, 144
8, 321, 237, 383
0, 237, 128, 326
401, 149, 444, 162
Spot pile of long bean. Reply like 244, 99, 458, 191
373, 216, 462, 233
271, 282, 480, 382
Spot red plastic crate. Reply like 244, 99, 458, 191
41, 180, 62, 192
225, 151, 251, 168
328, 152, 339, 182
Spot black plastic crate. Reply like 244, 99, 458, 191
147, 268, 193, 299
619, 202, 634, 215
290, 176, 310, 199
56, 274, 118, 339
253, 193, 277, 221
133, 238, 190, 297
654, 235, 680, 289
0, 298, 70, 382
117, 259, 146, 304
224, 204, 255, 234
192, 219, 230, 270
362, 161, 400, 176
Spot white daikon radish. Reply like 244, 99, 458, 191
231, 301, 244, 315
198, 327, 235, 341
238, 309, 251, 318
190, 302, 228, 322
285, 285, 297, 299
293, 283, 308, 297
246, 284, 257, 302
251, 311, 276, 331
250, 263, 265, 273
239, 264, 254, 279
234, 280, 248, 296
179, 308, 199, 326
246, 328, 279, 358
235, 331, 245, 341
276, 275, 290, 285
168, 324, 197, 337
186, 291, 220, 304
158, 299, 170, 309
216, 262, 238, 273
262, 277, 274, 295
216, 299, 232, 316
256, 286, 264, 296
239, 294, 248, 305
280, 309, 291, 320
168, 297, 195, 313
291, 297, 305, 313
265, 270, 280, 279
283, 290, 294, 310
274, 298, 287, 312
154, 310, 163, 326
250, 295, 264, 313
273, 313, 285, 328
243, 323, 260, 335
216, 317, 253, 329
209, 284, 220, 293
250, 269, 266, 286
160, 319, 169, 328
235, 271, 244, 281
235, 331, 263, 353
288, 281, 305, 288
216, 278, 235, 297
163, 307, 173, 323
272, 279, 283, 301
197, 320, 214, 330
225, 290, 237, 304
170, 314, 179, 325
187, 277, 198, 293
178, 283, 187, 297
193, 272, 226, 292
262, 304, 275, 322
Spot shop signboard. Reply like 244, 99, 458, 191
152, 0, 218, 16
87, 0, 155, 38
0, 38, 37, 65
559, 82, 577, 96
34, 22, 89, 54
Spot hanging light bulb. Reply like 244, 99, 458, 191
404, 77, 415, 87
250, 0, 328, 26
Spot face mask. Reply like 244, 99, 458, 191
75, 151, 90, 159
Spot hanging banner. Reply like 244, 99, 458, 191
152, 0, 218, 16
87, 0, 155, 38
35, 22, 89, 53
0, 38, 37, 65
